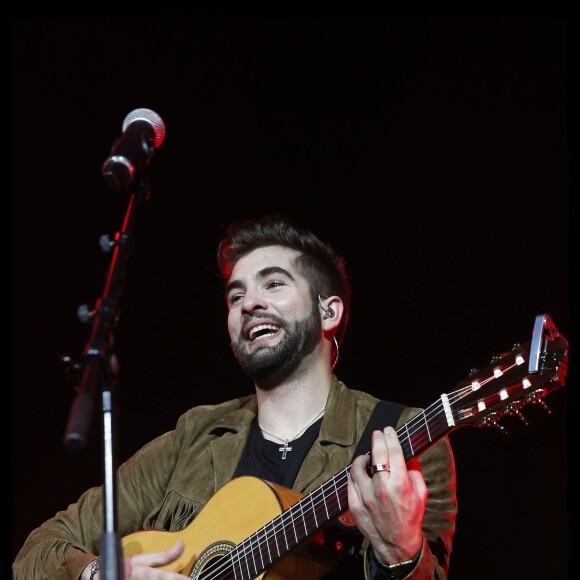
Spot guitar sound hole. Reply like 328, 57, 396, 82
191, 540, 236, 579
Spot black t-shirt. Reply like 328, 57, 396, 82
233, 417, 322, 489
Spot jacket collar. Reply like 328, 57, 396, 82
318, 375, 357, 448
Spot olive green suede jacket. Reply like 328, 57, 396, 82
13, 376, 457, 579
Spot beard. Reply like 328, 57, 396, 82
231, 303, 321, 385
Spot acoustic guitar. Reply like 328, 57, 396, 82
122, 313, 568, 579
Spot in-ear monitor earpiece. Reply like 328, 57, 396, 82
318, 294, 335, 319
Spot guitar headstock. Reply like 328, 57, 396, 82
448, 314, 568, 433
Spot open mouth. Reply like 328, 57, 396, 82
248, 324, 280, 342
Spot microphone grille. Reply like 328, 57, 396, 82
122, 108, 166, 148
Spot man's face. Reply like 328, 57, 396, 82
225, 245, 322, 383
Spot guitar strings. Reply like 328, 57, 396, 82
199, 355, 526, 579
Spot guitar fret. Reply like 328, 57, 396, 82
254, 530, 266, 571
230, 549, 240, 580
422, 409, 432, 443
299, 497, 308, 536
280, 509, 291, 551
240, 545, 248, 580
332, 471, 342, 512
290, 501, 299, 543
322, 483, 330, 520
263, 525, 274, 569
243, 538, 252, 579
274, 517, 282, 558
251, 532, 260, 577
262, 534, 280, 568
255, 527, 265, 574
310, 491, 318, 529
402, 421, 413, 455
230, 541, 246, 580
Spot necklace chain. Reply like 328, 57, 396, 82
259, 405, 326, 444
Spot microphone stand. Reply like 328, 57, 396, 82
63, 177, 151, 580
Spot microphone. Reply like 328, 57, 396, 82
102, 108, 166, 193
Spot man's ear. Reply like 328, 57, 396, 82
319, 295, 343, 329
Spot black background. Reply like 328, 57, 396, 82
11, 15, 573, 578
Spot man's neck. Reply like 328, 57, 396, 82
254, 364, 332, 441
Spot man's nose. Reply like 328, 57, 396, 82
241, 290, 268, 314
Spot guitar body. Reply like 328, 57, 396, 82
122, 476, 335, 579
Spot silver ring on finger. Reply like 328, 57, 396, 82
370, 463, 390, 475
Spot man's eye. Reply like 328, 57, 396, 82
229, 294, 243, 306
266, 280, 284, 289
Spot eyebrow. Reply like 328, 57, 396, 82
225, 266, 296, 296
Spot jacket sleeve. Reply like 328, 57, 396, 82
12, 428, 180, 580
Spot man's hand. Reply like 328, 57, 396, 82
83, 540, 190, 579
348, 427, 427, 566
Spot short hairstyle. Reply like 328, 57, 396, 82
217, 214, 351, 346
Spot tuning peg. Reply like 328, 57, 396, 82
492, 421, 508, 435
483, 417, 508, 435
528, 393, 552, 414
538, 401, 551, 413
508, 407, 528, 426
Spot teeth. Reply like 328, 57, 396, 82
249, 324, 279, 341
